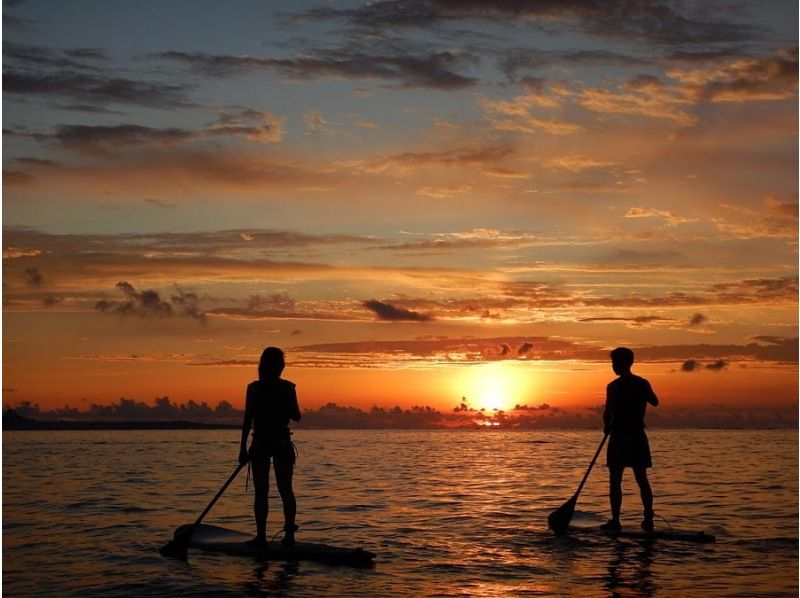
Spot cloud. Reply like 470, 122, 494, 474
3, 69, 194, 109
23, 267, 43, 286
689, 313, 707, 327
292, 335, 798, 369
37, 124, 195, 155
499, 49, 653, 79
298, 1, 761, 46
3, 169, 36, 186
95, 282, 206, 321
415, 184, 471, 198
206, 293, 328, 321
517, 342, 534, 355
625, 206, 696, 225
303, 111, 332, 136
363, 299, 433, 322
681, 359, 698, 372
712, 195, 798, 239
366, 144, 515, 173
28, 110, 285, 156
705, 359, 729, 371
481, 90, 584, 135
3, 42, 108, 70
578, 315, 672, 328
668, 48, 798, 103
578, 81, 696, 126
155, 48, 477, 90
209, 108, 285, 142
546, 155, 620, 173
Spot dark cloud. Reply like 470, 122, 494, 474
23, 267, 43, 286
517, 342, 534, 355
291, 329, 303, 336
42, 294, 63, 307
38, 124, 195, 155
298, 0, 761, 45
363, 299, 433, 322
3, 69, 194, 109
155, 48, 477, 90
3, 42, 100, 70
681, 359, 698, 372
689, 313, 707, 326
95, 282, 205, 321
706, 359, 729, 371
63, 47, 109, 61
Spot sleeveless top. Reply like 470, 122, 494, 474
247, 378, 298, 440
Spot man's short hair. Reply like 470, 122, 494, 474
610, 347, 634, 368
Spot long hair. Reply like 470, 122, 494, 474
258, 346, 285, 381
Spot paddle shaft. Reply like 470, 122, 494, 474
194, 462, 246, 526
573, 433, 609, 498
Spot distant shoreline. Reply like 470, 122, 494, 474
3, 409, 794, 431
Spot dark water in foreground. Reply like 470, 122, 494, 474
3, 429, 798, 597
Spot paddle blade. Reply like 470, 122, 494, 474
548, 495, 577, 534
159, 525, 193, 560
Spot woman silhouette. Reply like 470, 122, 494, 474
238, 347, 301, 546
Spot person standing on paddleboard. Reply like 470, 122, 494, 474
239, 346, 301, 547
601, 347, 659, 532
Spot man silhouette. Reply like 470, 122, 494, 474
601, 347, 659, 532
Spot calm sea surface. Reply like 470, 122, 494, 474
3, 429, 798, 597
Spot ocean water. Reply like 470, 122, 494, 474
3, 429, 797, 597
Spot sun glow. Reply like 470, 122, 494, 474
459, 361, 534, 412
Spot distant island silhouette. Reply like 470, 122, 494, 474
2, 409, 239, 431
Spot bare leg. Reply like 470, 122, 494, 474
633, 466, 654, 516
274, 455, 296, 544
609, 466, 624, 523
251, 453, 271, 540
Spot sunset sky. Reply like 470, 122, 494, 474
3, 1, 798, 425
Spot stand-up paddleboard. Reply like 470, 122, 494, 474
568, 524, 715, 544
174, 524, 376, 567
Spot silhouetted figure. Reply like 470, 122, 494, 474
239, 347, 301, 547
601, 347, 659, 532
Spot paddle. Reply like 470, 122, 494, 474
160, 462, 246, 559
547, 432, 609, 534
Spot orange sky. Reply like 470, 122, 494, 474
2, 1, 798, 423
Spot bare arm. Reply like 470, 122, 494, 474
289, 386, 301, 422
239, 387, 253, 463
646, 381, 659, 406
603, 385, 613, 433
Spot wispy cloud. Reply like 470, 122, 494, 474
363, 299, 433, 321
155, 48, 477, 90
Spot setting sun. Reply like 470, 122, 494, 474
459, 361, 534, 412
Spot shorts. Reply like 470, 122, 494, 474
249, 435, 296, 465
606, 430, 652, 469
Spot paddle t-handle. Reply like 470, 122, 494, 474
194, 462, 247, 526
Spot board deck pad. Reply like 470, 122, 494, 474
567, 524, 715, 544
175, 524, 376, 567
